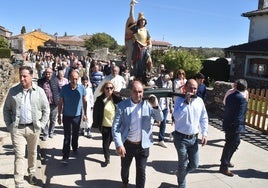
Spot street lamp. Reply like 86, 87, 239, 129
54, 32, 58, 47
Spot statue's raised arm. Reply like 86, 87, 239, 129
125, 0, 137, 70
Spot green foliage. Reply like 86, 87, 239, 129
114, 45, 125, 56
0, 36, 9, 48
158, 49, 203, 78
21, 26, 26, 34
85, 32, 118, 52
0, 48, 11, 58
151, 49, 166, 67
174, 46, 225, 59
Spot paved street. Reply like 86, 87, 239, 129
1, 108, 268, 188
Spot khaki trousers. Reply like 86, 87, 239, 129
11, 125, 40, 186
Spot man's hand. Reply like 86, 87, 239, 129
201, 136, 207, 146
82, 115, 87, 122
57, 116, 62, 125
148, 94, 159, 107
116, 146, 126, 157
184, 92, 194, 104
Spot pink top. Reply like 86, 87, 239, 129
223, 88, 249, 105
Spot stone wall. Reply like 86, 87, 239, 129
205, 81, 233, 118
0, 59, 14, 106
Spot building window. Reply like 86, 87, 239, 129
245, 56, 268, 80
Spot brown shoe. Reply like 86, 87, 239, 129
219, 167, 234, 177
122, 183, 128, 188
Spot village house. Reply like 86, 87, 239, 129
225, 0, 268, 88
0, 26, 12, 39
9, 29, 52, 53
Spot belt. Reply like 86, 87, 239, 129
175, 131, 198, 139
125, 139, 141, 145
18, 123, 33, 127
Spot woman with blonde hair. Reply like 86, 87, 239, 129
173, 69, 187, 94
92, 81, 122, 167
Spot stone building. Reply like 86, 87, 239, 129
43, 35, 89, 57
151, 40, 172, 50
225, 0, 268, 88
0, 26, 12, 39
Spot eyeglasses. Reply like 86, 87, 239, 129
178, 72, 185, 75
105, 87, 113, 90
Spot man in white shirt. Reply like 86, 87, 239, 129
173, 79, 208, 188
94, 65, 126, 100
3, 66, 50, 187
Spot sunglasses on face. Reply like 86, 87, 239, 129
105, 87, 114, 90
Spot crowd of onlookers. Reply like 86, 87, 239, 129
22, 50, 208, 146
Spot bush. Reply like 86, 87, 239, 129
0, 48, 11, 58
159, 50, 203, 78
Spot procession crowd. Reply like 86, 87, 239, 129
3, 47, 250, 188
4, 0, 249, 185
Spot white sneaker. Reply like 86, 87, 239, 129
87, 131, 92, 138
169, 133, 174, 142
158, 141, 168, 148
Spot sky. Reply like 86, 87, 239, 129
1, 0, 258, 48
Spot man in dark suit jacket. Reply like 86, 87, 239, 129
38, 68, 60, 140
219, 79, 248, 177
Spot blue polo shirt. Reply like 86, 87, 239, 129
60, 84, 86, 116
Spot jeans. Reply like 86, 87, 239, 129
158, 108, 168, 142
43, 105, 58, 136
173, 132, 199, 188
220, 132, 241, 168
102, 126, 113, 161
62, 115, 81, 158
121, 141, 149, 188
11, 125, 40, 186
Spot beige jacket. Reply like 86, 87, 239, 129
3, 83, 50, 133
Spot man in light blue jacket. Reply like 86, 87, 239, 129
112, 80, 163, 188
3, 66, 50, 187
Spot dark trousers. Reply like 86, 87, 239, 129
101, 126, 113, 161
121, 141, 149, 188
220, 132, 241, 168
62, 115, 81, 158
158, 108, 168, 142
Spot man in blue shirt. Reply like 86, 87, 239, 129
58, 70, 87, 162
173, 79, 208, 188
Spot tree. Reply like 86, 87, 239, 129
84, 32, 118, 52
0, 36, 8, 48
159, 49, 203, 78
21, 26, 26, 34
151, 49, 166, 68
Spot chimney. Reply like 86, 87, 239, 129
258, 0, 268, 9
